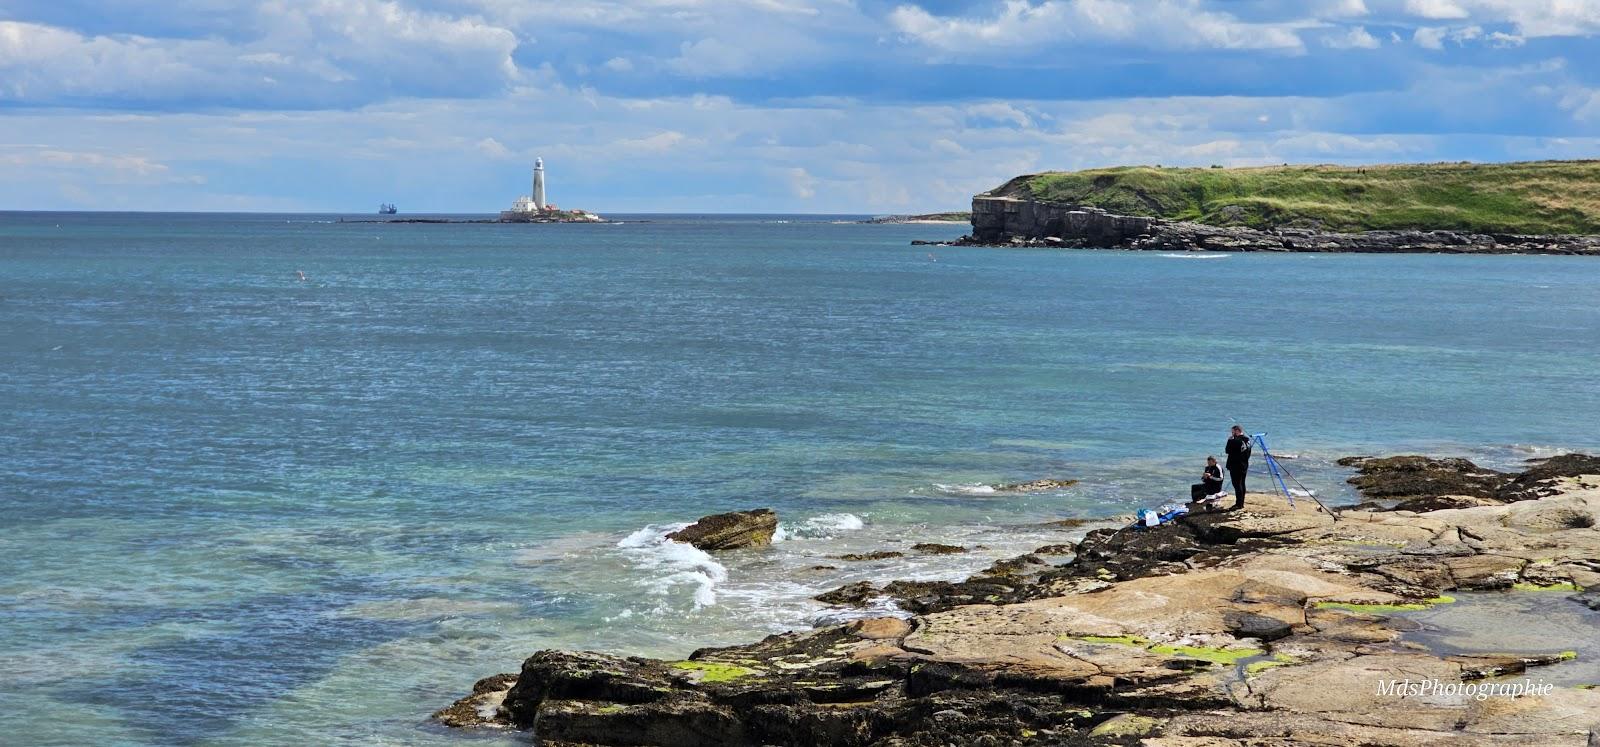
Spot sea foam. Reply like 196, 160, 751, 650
617, 523, 729, 609
773, 512, 865, 542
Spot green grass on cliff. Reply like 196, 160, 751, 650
1008, 161, 1600, 234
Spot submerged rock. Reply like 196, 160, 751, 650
1569, 590, 1600, 612
992, 478, 1079, 493
910, 543, 967, 555
431, 672, 517, 728
837, 551, 905, 562
666, 509, 778, 551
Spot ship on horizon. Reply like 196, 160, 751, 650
378, 203, 397, 215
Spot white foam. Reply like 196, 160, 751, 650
932, 483, 997, 496
616, 523, 729, 610
1159, 253, 1229, 259
774, 512, 865, 542
1508, 443, 1573, 458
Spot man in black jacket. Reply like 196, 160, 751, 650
1224, 425, 1252, 510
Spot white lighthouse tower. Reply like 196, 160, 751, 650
532, 157, 546, 211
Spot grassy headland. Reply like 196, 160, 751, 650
1002, 160, 1600, 234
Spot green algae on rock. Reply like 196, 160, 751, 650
1315, 596, 1457, 613
670, 661, 761, 683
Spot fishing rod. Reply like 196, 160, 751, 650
1252, 432, 1339, 521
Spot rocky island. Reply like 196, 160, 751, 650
947, 161, 1600, 254
436, 454, 1600, 745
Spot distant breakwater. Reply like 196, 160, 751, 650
957, 195, 1600, 255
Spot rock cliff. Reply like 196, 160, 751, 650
967, 195, 1600, 254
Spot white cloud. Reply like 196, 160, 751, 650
1413, 25, 1448, 48
0, 145, 204, 185
1412, 23, 1492, 49
1398, 1, 1600, 38
1319, 0, 1371, 18
1325, 25, 1382, 48
889, 0, 1309, 55
1487, 31, 1526, 47
602, 56, 634, 72
255, 0, 520, 94
965, 102, 1034, 128
1405, 0, 1470, 20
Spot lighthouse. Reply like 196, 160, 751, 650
532, 158, 546, 211
499, 156, 599, 222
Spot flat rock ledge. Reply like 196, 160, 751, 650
439, 457, 1600, 746
666, 509, 778, 551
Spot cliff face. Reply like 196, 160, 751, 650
971, 195, 1155, 244
968, 194, 1600, 255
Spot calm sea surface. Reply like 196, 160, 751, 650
3, 212, 1599, 745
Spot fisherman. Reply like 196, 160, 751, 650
1190, 455, 1224, 505
1225, 425, 1252, 510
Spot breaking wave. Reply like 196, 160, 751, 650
1159, 253, 1229, 259
932, 483, 998, 496
773, 513, 864, 542
616, 523, 728, 609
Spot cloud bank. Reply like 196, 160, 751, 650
1, 0, 1598, 211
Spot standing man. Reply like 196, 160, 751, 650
1224, 425, 1252, 510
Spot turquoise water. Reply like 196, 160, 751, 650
3, 212, 1599, 745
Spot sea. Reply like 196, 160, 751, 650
3, 212, 1599, 746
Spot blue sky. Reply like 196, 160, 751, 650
2, 0, 1599, 212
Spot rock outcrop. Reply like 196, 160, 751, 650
666, 509, 778, 551
1338, 454, 1600, 510
439, 457, 1600, 745
963, 196, 1600, 255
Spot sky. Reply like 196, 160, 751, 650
2, 1, 1600, 213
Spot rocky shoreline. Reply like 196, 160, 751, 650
946, 198, 1600, 254
437, 454, 1600, 745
